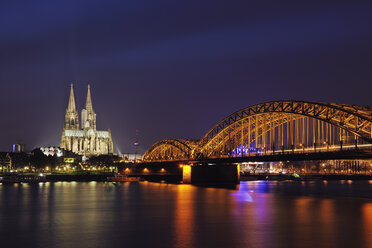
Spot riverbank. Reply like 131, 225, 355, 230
2, 172, 372, 183
46, 173, 115, 181
240, 174, 372, 181
0, 172, 115, 182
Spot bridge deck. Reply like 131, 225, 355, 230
143, 148, 372, 165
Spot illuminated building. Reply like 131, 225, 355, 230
60, 84, 114, 156
40, 146, 63, 157
0, 153, 12, 171
120, 153, 143, 161
12, 143, 25, 153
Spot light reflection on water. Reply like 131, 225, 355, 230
0, 181, 371, 248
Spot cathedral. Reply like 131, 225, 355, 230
60, 84, 114, 156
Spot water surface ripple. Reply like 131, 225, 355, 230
0, 181, 371, 248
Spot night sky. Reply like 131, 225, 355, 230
1, 1, 372, 154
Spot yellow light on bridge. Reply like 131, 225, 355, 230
143, 168, 149, 173
182, 165, 191, 183
160, 168, 166, 172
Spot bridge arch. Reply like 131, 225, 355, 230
143, 100, 372, 161
143, 139, 199, 161
196, 100, 372, 157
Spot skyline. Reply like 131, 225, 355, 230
1, 1, 372, 153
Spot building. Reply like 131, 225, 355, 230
0, 153, 12, 171
12, 143, 25, 153
60, 84, 114, 156
40, 146, 63, 157
120, 153, 143, 162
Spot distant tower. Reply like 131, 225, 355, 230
81, 84, 97, 130
134, 130, 140, 160
64, 84, 79, 130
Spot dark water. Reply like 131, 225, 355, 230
1, 181, 372, 248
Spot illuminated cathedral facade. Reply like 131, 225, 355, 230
60, 84, 114, 156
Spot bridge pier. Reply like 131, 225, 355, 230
182, 163, 240, 185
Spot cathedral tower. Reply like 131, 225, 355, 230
81, 84, 97, 130
64, 84, 79, 130
60, 84, 114, 156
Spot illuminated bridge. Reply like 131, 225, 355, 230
133, 101, 372, 184
144, 100, 372, 161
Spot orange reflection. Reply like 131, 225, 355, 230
318, 199, 336, 245
295, 197, 312, 224
319, 199, 333, 224
294, 197, 315, 245
174, 184, 195, 247
362, 203, 372, 246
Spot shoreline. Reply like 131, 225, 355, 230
0, 172, 115, 182
240, 174, 372, 181
2, 172, 372, 183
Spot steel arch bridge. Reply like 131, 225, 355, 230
143, 100, 372, 161
143, 139, 199, 161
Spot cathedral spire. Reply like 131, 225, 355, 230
81, 84, 96, 130
85, 84, 93, 112
67, 83, 77, 112
64, 83, 79, 130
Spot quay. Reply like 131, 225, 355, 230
0, 172, 115, 182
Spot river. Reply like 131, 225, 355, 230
0, 181, 371, 248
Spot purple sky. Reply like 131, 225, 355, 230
1, 0, 372, 154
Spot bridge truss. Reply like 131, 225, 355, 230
143, 139, 198, 161
143, 101, 372, 161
